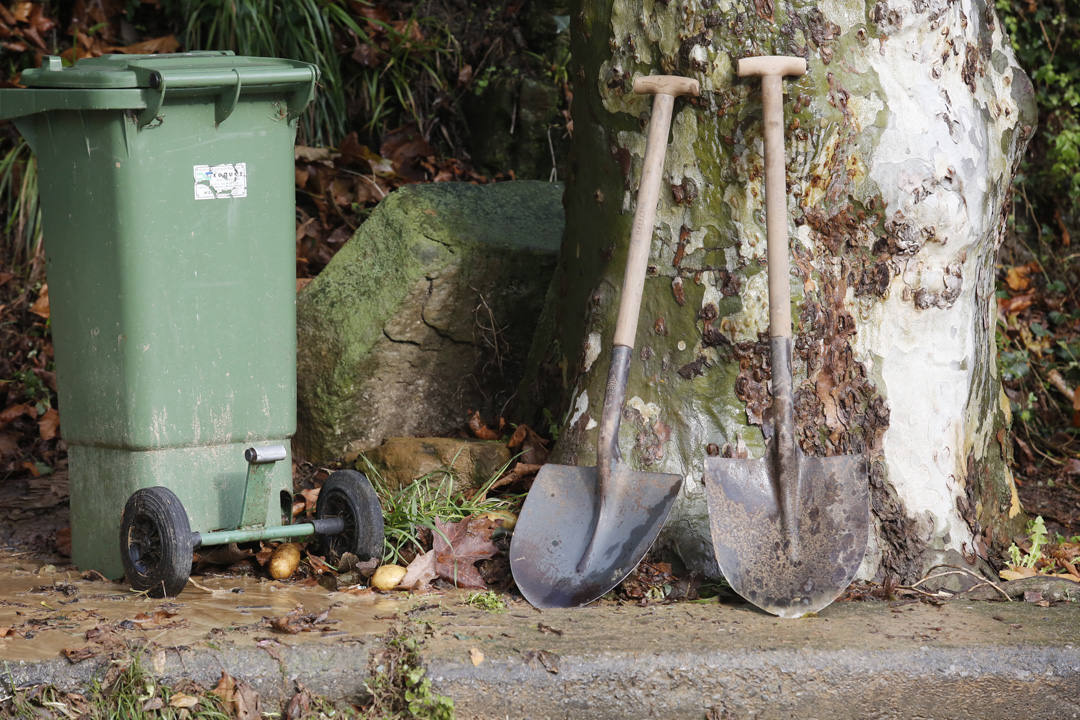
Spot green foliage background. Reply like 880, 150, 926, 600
996, 0, 1079, 232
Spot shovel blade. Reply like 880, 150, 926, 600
704, 453, 868, 617
510, 462, 682, 608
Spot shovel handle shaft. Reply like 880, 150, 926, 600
613, 76, 700, 348
740, 57, 806, 546
738, 57, 805, 340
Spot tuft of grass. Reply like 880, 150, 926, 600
364, 626, 454, 720
464, 590, 506, 612
3, 655, 233, 719
350, 12, 459, 141
157, 0, 464, 147
159, 0, 368, 146
359, 453, 518, 565
0, 137, 43, 280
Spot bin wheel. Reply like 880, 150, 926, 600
316, 470, 384, 563
119, 487, 193, 598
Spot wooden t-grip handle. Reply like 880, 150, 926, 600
738, 56, 805, 340
633, 75, 701, 98
737, 56, 807, 79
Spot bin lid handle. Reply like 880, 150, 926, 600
132, 64, 319, 128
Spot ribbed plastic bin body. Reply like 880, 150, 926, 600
0, 53, 316, 578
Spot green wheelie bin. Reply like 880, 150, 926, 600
0, 52, 383, 595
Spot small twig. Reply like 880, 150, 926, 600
911, 563, 1012, 601
186, 577, 221, 595
907, 570, 966, 590
547, 127, 558, 183
899, 585, 950, 600
358, 173, 387, 200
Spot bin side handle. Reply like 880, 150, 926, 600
216, 70, 242, 125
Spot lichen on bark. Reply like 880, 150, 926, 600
523, 0, 1035, 581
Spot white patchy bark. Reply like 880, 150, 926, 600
537, 0, 1036, 581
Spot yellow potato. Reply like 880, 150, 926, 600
268, 543, 301, 580
371, 564, 408, 591
481, 510, 518, 530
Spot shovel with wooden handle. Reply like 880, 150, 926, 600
511, 74, 699, 609
704, 56, 869, 618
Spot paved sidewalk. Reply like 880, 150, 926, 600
1, 561, 1079, 719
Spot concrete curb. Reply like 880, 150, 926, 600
4, 592, 1080, 719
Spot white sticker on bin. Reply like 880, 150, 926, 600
194, 163, 247, 200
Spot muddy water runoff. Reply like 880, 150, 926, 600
0, 550, 404, 662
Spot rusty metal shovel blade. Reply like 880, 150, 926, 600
510, 462, 682, 608
702, 56, 870, 617
704, 449, 868, 617
510, 74, 699, 609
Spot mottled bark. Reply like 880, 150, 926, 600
526, 0, 1037, 581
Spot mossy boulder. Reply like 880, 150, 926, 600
295, 181, 564, 462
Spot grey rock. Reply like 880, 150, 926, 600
295, 181, 563, 461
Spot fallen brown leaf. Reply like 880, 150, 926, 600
116, 34, 179, 54
524, 649, 560, 674
506, 424, 550, 465
131, 609, 180, 628
1005, 263, 1037, 292
485, 462, 543, 496
270, 616, 302, 634
266, 606, 334, 634
212, 673, 259, 720
400, 549, 437, 591
469, 647, 484, 666
142, 697, 165, 711
168, 692, 200, 709
305, 552, 334, 575
433, 516, 499, 588
211, 671, 236, 705
29, 284, 48, 319
1000, 566, 1038, 581
235, 680, 262, 720
55, 527, 72, 557
467, 409, 501, 440
285, 683, 312, 720
0, 403, 34, 426
62, 646, 97, 663
256, 638, 283, 663
11, 2, 32, 23
37, 407, 59, 440
998, 293, 1033, 316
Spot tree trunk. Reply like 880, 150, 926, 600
524, 0, 1037, 582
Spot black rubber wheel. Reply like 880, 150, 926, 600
119, 487, 193, 597
316, 469, 384, 562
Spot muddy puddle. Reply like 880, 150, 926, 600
0, 551, 406, 663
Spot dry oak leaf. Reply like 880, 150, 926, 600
29, 283, 49, 319
38, 407, 59, 441
0, 403, 34, 426
168, 693, 200, 709
466, 409, 501, 440
433, 516, 499, 588
62, 646, 97, 663
400, 549, 437, 591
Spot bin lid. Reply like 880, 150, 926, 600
21, 52, 312, 90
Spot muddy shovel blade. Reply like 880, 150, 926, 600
704, 452, 868, 617
510, 462, 682, 609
